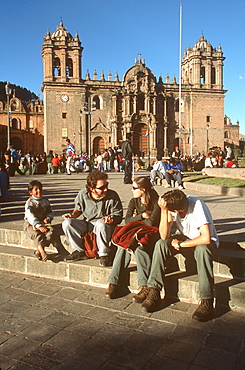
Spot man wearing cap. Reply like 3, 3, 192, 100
121, 133, 133, 184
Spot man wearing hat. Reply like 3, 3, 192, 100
121, 133, 133, 184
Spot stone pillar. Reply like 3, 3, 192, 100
206, 59, 212, 88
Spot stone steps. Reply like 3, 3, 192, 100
0, 241, 244, 311
1, 227, 244, 279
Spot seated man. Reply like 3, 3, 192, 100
165, 158, 184, 189
150, 155, 166, 185
62, 170, 123, 266
141, 189, 219, 322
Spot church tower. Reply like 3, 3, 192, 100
179, 35, 226, 154
41, 22, 85, 153
182, 35, 225, 89
42, 21, 83, 83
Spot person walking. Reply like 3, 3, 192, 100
121, 133, 133, 184
65, 138, 75, 175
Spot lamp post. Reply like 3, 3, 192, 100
206, 124, 209, 153
5, 82, 12, 149
79, 110, 82, 156
83, 96, 96, 159
147, 116, 151, 171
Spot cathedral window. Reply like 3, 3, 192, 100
66, 58, 73, 77
211, 67, 216, 84
12, 118, 19, 129
200, 67, 205, 84
206, 115, 211, 123
53, 57, 61, 76
11, 100, 18, 111
62, 112, 67, 119
224, 131, 229, 139
175, 99, 179, 112
137, 94, 145, 112
93, 96, 101, 110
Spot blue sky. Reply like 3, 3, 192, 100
1, 0, 245, 134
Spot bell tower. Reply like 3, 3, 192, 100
42, 21, 83, 83
181, 35, 225, 89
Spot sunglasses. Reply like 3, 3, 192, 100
95, 182, 109, 190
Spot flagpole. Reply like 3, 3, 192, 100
179, 0, 182, 150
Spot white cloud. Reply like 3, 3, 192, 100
239, 75, 244, 79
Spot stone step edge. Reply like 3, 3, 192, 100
0, 245, 244, 311
184, 181, 245, 197
1, 236, 244, 280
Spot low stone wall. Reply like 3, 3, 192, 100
202, 167, 245, 180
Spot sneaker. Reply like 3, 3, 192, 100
178, 185, 184, 190
64, 250, 86, 262
192, 299, 214, 322
105, 283, 119, 299
141, 287, 161, 312
165, 184, 171, 188
99, 256, 110, 267
132, 286, 150, 303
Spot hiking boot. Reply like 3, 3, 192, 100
132, 286, 150, 303
192, 299, 214, 322
141, 287, 161, 312
63, 250, 86, 262
99, 256, 110, 267
105, 283, 119, 299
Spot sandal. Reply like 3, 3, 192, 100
34, 250, 42, 260
41, 253, 48, 262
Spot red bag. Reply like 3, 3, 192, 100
83, 232, 98, 257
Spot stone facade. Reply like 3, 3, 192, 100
0, 93, 44, 155
2, 22, 238, 158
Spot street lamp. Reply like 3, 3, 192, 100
147, 116, 151, 170
5, 82, 12, 149
83, 96, 96, 159
206, 124, 209, 153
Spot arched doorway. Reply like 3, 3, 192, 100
93, 136, 105, 155
132, 123, 148, 157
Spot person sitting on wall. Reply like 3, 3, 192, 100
150, 155, 166, 185
165, 158, 184, 189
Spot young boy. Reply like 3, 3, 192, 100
24, 180, 54, 261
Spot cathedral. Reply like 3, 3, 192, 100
0, 21, 240, 157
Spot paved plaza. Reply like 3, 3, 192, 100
0, 171, 244, 369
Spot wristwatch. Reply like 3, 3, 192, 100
178, 241, 182, 248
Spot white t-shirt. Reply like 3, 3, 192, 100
171, 196, 219, 246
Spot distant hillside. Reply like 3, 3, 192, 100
0, 82, 39, 103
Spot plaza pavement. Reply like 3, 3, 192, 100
0, 171, 244, 369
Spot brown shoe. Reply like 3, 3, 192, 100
132, 286, 150, 303
141, 287, 161, 312
105, 283, 119, 299
192, 299, 214, 322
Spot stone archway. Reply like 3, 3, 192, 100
93, 136, 105, 155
